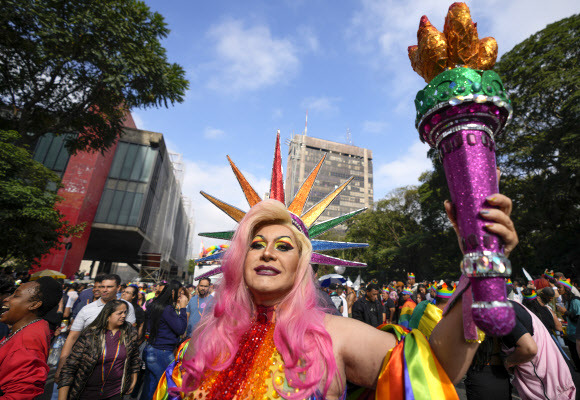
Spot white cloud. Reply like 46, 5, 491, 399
206, 19, 300, 93
204, 127, 226, 139
346, 0, 578, 101
180, 158, 270, 255
301, 96, 341, 114
297, 26, 320, 52
362, 120, 389, 134
374, 140, 432, 197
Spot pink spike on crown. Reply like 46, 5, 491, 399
270, 130, 285, 202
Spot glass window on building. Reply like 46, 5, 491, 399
94, 142, 158, 226
33, 133, 75, 175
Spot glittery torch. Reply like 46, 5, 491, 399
409, 3, 515, 336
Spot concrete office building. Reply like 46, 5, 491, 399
285, 134, 373, 222
32, 114, 193, 280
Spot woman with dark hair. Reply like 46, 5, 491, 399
57, 300, 140, 399
537, 287, 563, 333
521, 288, 559, 334
0, 277, 62, 398
141, 280, 188, 399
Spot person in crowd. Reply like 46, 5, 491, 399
406, 272, 418, 291
328, 283, 342, 312
500, 301, 576, 399
71, 275, 104, 319
137, 290, 146, 309
521, 288, 560, 335
350, 282, 384, 327
556, 278, 580, 371
397, 287, 417, 328
57, 274, 136, 379
185, 277, 214, 337
345, 283, 356, 317
57, 300, 141, 399
0, 277, 62, 398
336, 285, 348, 317
0, 275, 15, 340
141, 280, 188, 399
185, 284, 195, 296
63, 283, 79, 319
122, 284, 145, 341
153, 194, 519, 399
145, 281, 166, 307
386, 290, 398, 323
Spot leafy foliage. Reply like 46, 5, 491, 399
344, 14, 580, 282
0, 0, 189, 153
494, 14, 580, 276
0, 130, 79, 268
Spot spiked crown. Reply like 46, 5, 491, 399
194, 132, 368, 279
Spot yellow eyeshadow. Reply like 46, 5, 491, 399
275, 239, 294, 248
251, 237, 266, 245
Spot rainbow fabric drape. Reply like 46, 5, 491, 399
153, 340, 190, 400
398, 299, 417, 329
375, 325, 458, 400
408, 301, 443, 339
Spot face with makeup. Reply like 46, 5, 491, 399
243, 224, 301, 306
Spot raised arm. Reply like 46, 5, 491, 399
432, 193, 518, 383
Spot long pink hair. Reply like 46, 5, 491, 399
181, 199, 338, 398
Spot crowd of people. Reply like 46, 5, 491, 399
321, 270, 580, 398
0, 261, 578, 399
0, 260, 580, 400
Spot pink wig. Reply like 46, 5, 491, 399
181, 199, 338, 398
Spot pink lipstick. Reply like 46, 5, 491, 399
255, 265, 280, 276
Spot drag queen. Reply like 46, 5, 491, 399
155, 134, 518, 400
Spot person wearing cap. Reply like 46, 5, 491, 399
556, 278, 580, 371
406, 273, 418, 291
398, 287, 417, 328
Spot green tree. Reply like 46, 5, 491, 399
0, 130, 76, 268
0, 0, 189, 153
494, 14, 580, 275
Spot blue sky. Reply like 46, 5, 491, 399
134, 0, 578, 256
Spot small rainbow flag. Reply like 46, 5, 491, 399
398, 299, 417, 329
375, 324, 459, 399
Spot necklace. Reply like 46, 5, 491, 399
0, 319, 42, 347
101, 330, 122, 393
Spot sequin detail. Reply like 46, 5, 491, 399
191, 320, 293, 400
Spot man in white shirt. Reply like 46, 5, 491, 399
56, 274, 136, 378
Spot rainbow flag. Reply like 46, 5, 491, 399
398, 299, 416, 329
376, 325, 459, 400
153, 340, 190, 400
408, 301, 443, 339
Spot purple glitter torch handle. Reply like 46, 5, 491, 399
439, 128, 500, 254
439, 125, 515, 336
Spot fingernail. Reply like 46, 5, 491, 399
486, 196, 496, 202
480, 209, 490, 215
485, 223, 494, 228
